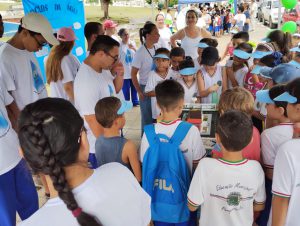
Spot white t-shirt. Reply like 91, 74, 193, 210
228, 66, 248, 89
169, 68, 181, 81
203, 14, 211, 26
193, 58, 201, 72
145, 70, 173, 119
119, 41, 135, 79
132, 44, 158, 85
0, 83, 21, 175
177, 78, 198, 104
0, 43, 47, 110
49, 54, 80, 101
74, 63, 116, 154
234, 13, 246, 31
140, 119, 206, 174
18, 163, 151, 226
270, 139, 300, 226
188, 158, 266, 226
158, 27, 172, 50
261, 123, 294, 169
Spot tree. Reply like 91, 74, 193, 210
101, 0, 110, 19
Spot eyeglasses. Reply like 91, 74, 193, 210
32, 35, 48, 47
105, 51, 119, 63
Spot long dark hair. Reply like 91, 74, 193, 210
18, 98, 102, 226
139, 22, 157, 44
267, 30, 292, 58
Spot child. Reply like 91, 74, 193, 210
0, 84, 38, 226
289, 45, 300, 68
268, 78, 300, 226
169, 47, 185, 81
140, 80, 206, 225
194, 38, 218, 71
145, 48, 173, 121
95, 97, 141, 183
197, 46, 227, 104
254, 85, 293, 226
178, 57, 199, 103
227, 42, 252, 88
18, 98, 151, 226
222, 31, 249, 61
211, 87, 261, 162
188, 110, 266, 226
214, 12, 221, 38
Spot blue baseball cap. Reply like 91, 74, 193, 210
274, 92, 298, 103
256, 90, 274, 104
259, 63, 300, 84
197, 42, 209, 48
290, 46, 300, 52
289, 60, 300, 68
179, 67, 197, 76
117, 100, 133, 115
251, 65, 264, 74
233, 49, 251, 60
153, 54, 170, 59
251, 51, 273, 59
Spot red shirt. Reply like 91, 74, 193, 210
212, 126, 261, 162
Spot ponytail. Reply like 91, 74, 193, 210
139, 28, 144, 44
139, 22, 157, 45
18, 98, 102, 226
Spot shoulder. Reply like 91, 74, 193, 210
246, 159, 264, 173
278, 139, 300, 155
94, 162, 132, 177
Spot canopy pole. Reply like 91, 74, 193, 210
234, 0, 237, 14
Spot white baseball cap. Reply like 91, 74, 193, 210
21, 13, 59, 46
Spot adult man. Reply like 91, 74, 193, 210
233, 6, 246, 32
84, 21, 104, 53
74, 35, 124, 169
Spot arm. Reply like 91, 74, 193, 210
226, 67, 239, 87
200, 28, 212, 38
6, 100, 20, 132
63, 81, 74, 103
196, 71, 218, 97
170, 29, 184, 47
122, 140, 142, 183
221, 43, 230, 61
254, 202, 265, 212
111, 62, 124, 93
131, 67, 144, 101
271, 196, 289, 226
145, 91, 155, 97
84, 114, 103, 138
221, 67, 228, 92
188, 202, 199, 212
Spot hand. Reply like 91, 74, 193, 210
128, 43, 135, 50
111, 62, 124, 77
138, 91, 145, 101
209, 84, 219, 93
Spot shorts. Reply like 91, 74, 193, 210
214, 26, 220, 32
208, 25, 213, 32
227, 23, 231, 30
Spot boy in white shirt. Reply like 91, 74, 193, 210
145, 48, 173, 121
188, 110, 266, 226
140, 79, 206, 225
0, 83, 38, 226
74, 35, 124, 168
169, 47, 185, 81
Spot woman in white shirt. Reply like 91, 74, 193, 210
46, 27, 80, 103
17, 98, 151, 226
118, 28, 139, 106
155, 14, 172, 50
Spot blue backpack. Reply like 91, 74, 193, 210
142, 122, 192, 223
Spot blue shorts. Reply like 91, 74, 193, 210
208, 25, 213, 32
0, 159, 38, 226
154, 211, 197, 226
214, 26, 220, 32
88, 153, 98, 169
227, 23, 231, 29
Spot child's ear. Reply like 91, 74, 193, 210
278, 106, 285, 116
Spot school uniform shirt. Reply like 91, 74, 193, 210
193, 58, 201, 72
228, 66, 248, 89
261, 123, 294, 169
74, 63, 116, 154
199, 65, 223, 104
132, 44, 158, 86
49, 54, 80, 101
119, 41, 135, 79
140, 119, 206, 174
18, 163, 151, 226
188, 158, 266, 226
0, 83, 21, 175
270, 139, 300, 226
177, 78, 198, 104
0, 43, 47, 110
158, 27, 172, 50
145, 70, 173, 119
169, 68, 181, 81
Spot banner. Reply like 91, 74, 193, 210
22, 0, 86, 82
178, 0, 224, 4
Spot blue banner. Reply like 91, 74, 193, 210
22, 0, 86, 82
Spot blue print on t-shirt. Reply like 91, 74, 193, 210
125, 49, 133, 65
108, 85, 114, 96
151, 60, 156, 71
31, 61, 45, 94
0, 111, 9, 138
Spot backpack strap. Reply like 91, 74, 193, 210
171, 121, 192, 146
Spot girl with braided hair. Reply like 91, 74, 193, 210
17, 98, 151, 226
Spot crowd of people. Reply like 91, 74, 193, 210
0, 4, 299, 226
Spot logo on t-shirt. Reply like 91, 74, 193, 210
108, 85, 114, 96
125, 49, 133, 65
30, 61, 45, 94
0, 111, 9, 138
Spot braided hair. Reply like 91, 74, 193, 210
18, 98, 102, 226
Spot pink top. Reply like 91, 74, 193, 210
228, 46, 234, 57
244, 71, 266, 98
212, 126, 261, 162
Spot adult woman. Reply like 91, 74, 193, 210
156, 14, 172, 50
131, 22, 160, 134
46, 27, 80, 103
118, 28, 139, 106
171, 9, 211, 59
17, 98, 151, 226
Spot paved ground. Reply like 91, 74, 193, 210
17, 19, 270, 222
